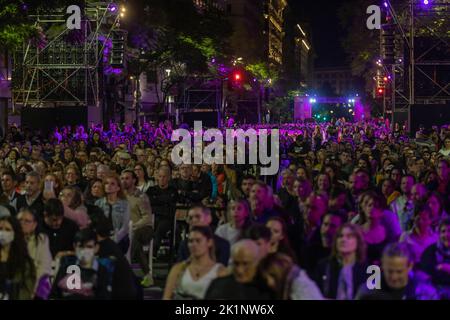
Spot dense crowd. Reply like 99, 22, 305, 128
0, 118, 450, 300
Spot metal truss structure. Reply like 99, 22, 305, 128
12, 2, 120, 108
383, 0, 450, 127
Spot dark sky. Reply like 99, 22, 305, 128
289, 0, 348, 68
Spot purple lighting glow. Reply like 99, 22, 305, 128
384, 2, 388, 8
424, 0, 429, 4
109, 4, 118, 12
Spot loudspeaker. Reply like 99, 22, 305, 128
410, 104, 450, 134
182, 111, 219, 128
21, 106, 88, 134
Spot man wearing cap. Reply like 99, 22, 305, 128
117, 151, 132, 172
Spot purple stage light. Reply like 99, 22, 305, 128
423, 0, 429, 4
109, 4, 118, 12
384, 2, 388, 8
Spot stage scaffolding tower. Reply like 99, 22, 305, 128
12, 2, 121, 110
382, 0, 450, 130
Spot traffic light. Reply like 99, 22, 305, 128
381, 23, 395, 65
110, 30, 127, 68
228, 70, 244, 90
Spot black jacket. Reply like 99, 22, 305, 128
42, 218, 79, 258
356, 273, 438, 300
16, 193, 45, 222
418, 243, 450, 287
171, 178, 192, 205
314, 256, 368, 299
301, 229, 331, 278
98, 238, 140, 299
146, 185, 178, 219
190, 173, 212, 203
50, 255, 116, 300
205, 275, 273, 300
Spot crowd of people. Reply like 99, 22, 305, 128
0, 117, 450, 300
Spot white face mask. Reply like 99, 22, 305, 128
0, 231, 14, 246
76, 248, 95, 264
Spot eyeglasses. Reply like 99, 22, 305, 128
19, 219, 34, 224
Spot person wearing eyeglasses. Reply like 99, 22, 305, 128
17, 207, 52, 299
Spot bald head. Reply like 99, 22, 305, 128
231, 240, 260, 284
232, 239, 259, 259
157, 165, 171, 188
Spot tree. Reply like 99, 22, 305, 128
338, 0, 380, 94
124, 0, 232, 108
0, 1, 74, 50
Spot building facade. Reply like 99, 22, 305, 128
294, 23, 313, 88
226, 0, 287, 66
264, 0, 288, 66
313, 67, 357, 96
193, 0, 227, 12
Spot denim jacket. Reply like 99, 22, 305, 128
95, 197, 130, 243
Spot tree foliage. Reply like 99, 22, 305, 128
0, 0, 75, 50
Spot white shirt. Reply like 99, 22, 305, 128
215, 223, 241, 246
177, 264, 222, 299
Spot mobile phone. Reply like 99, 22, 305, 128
44, 180, 54, 192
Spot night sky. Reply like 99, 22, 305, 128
289, 0, 347, 68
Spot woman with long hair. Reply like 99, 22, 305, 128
266, 216, 296, 260
0, 215, 36, 299
427, 192, 449, 230
314, 223, 368, 300
258, 252, 323, 300
163, 226, 227, 300
17, 208, 52, 297
296, 166, 310, 181
315, 173, 331, 197
400, 204, 438, 262
359, 192, 394, 265
94, 174, 130, 254
83, 178, 105, 205
59, 186, 90, 229
380, 178, 399, 206
4, 149, 20, 172
215, 199, 251, 246
313, 150, 327, 174
134, 162, 154, 193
